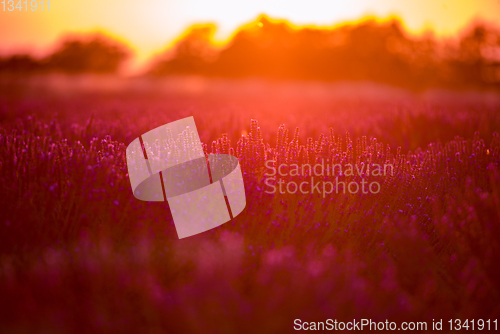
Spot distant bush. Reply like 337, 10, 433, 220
149, 24, 218, 76
0, 33, 131, 75
46, 33, 131, 73
0, 54, 44, 73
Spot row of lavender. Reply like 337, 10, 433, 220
0, 116, 499, 332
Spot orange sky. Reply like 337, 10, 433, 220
0, 0, 499, 71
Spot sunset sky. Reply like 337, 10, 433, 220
1, 0, 499, 70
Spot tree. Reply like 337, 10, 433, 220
149, 24, 217, 75
47, 33, 131, 74
0, 55, 44, 73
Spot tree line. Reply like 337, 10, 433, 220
1, 15, 499, 91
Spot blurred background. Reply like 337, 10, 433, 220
1, 0, 499, 90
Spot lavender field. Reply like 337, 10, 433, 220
0, 77, 499, 333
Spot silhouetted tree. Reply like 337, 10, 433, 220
47, 33, 131, 73
149, 25, 217, 75
0, 55, 44, 73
